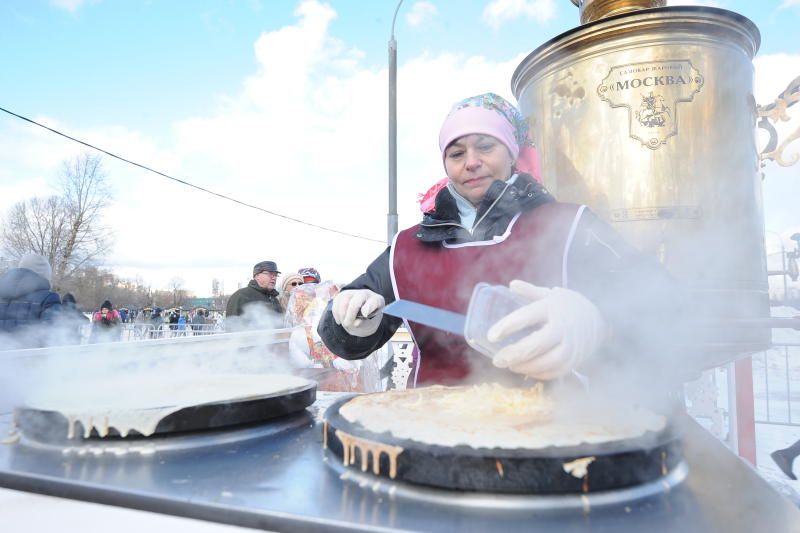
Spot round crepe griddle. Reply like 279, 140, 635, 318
16, 381, 316, 442
324, 394, 683, 494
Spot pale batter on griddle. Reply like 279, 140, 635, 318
340, 383, 665, 449
24, 373, 310, 438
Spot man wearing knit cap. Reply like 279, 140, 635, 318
225, 260, 284, 319
0, 253, 62, 345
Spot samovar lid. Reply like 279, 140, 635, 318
511, 6, 760, 99
571, 0, 667, 24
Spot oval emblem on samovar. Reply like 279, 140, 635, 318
597, 60, 704, 149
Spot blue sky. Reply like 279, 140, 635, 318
4, 1, 797, 135
0, 0, 799, 295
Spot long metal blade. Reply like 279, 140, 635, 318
383, 299, 466, 336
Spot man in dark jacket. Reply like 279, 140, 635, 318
226, 261, 284, 319
0, 253, 62, 348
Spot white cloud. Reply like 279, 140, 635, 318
754, 53, 800, 103
0, 0, 519, 296
406, 1, 438, 27
482, 0, 557, 30
754, 53, 800, 236
9, 0, 795, 300
781, 0, 800, 8
754, 53, 800, 154
150, 0, 521, 295
50, 0, 92, 12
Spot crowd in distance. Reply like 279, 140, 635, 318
0, 254, 375, 392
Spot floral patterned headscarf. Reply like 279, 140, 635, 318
444, 93, 530, 150
420, 93, 541, 213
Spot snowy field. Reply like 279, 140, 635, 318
752, 305, 800, 505
756, 423, 800, 505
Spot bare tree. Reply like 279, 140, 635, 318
169, 276, 185, 307
2, 196, 67, 265
0, 153, 113, 286
56, 153, 112, 280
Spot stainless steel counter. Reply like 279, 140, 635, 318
0, 487, 253, 533
0, 393, 797, 533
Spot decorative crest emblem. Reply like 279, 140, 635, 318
636, 92, 670, 128
597, 60, 704, 149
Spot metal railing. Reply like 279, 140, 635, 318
73, 322, 226, 344
752, 342, 800, 426
118, 323, 223, 341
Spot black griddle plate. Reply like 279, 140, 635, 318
324, 394, 683, 494
16, 380, 316, 442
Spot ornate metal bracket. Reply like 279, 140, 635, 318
389, 341, 415, 390
757, 74, 800, 173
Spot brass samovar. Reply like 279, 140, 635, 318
512, 0, 799, 367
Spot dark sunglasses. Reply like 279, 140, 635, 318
289, 281, 303, 287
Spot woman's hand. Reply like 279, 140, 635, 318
332, 289, 385, 337
487, 280, 606, 380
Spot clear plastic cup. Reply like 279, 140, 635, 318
464, 283, 531, 358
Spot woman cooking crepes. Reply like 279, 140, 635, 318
319, 93, 685, 386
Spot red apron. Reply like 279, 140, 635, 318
391, 202, 584, 385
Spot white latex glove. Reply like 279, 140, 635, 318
288, 328, 313, 368
331, 289, 385, 337
487, 280, 606, 380
333, 357, 359, 373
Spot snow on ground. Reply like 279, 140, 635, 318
687, 306, 800, 505
727, 306, 799, 504
756, 422, 800, 506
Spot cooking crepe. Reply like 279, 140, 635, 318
24, 373, 311, 438
340, 383, 666, 450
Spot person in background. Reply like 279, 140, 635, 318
191, 308, 207, 335
226, 261, 284, 318
286, 281, 378, 392
91, 300, 121, 342
59, 293, 87, 345
150, 307, 165, 338
92, 300, 121, 327
119, 307, 129, 323
0, 253, 62, 348
279, 273, 304, 315
134, 308, 149, 324
177, 312, 187, 335
319, 92, 689, 387
298, 267, 321, 285
61, 293, 80, 312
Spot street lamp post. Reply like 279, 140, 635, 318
387, 0, 404, 245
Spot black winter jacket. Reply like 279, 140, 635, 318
226, 280, 283, 317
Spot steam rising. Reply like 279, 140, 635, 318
0, 304, 295, 417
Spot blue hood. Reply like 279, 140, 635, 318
0, 268, 51, 300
